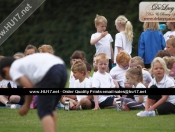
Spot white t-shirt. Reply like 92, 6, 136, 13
134, 83, 147, 106
91, 33, 113, 59
69, 71, 76, 88
10, 53, 64, 85
114, 32, 132, 63
0, 79, 17, 88
148, 74, 174, 88
110, 64, 127, 88
92, 71, 115, 103
148, 75, 175, 105
74, 78, 92, 102
164, 31, 175, 42
142, 69, 152, 84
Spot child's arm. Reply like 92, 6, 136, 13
136, 95, 144, 104
147, 95, 169, 111
16, 76, 34, 116
110, 43, 114, 62
92, 95, 100, 110
90, 31, 108, 45
117, 47, 123, 53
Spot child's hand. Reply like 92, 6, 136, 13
92, 106, 100, 110
101, 31, 108, 38
18, 104, 30, 116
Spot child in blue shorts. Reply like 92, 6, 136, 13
0, 53, 67, 132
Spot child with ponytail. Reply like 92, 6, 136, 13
114, 15, 133, 65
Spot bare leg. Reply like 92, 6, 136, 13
9, 95, 20, 103
52, 111, 57, 131
0, 95, 8, 105
41, 115, 55, 132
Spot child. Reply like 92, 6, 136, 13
114, 15, 133, 65
38, 44, 54, 54
128, 56, 152, 87
90, 14, 114, 70
0, 53, 67, 132
119, 65, 147, 110
110, 51, 130, 88
13, 52, 25, 59
69, 50, 86, 88
92, 53, 120, 110
155, 50, 171, 58
84, 61, 92, 81
166, 37, 175, 57
137, 57, 175, 117
24, 44, 38, 56
72, 61, 94, 110
164, 22, 175, 42
138, 22, 166, 68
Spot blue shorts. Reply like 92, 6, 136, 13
99, 96, 115, 108
36, 64, 68, 119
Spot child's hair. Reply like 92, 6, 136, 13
126, 65, 143, 83
168, 22, 175, 29
94, 14, 107, 25
70, 50, 86, 65
130, 56, 144, 67
116, 51, 130, 64
13, 52, 25, 59
95, 53, 109, 64
163, 56, 175, 69
155, 50, 171, 58
0, 57, 16, 78
71, 60, 87, 75
143, 22, 159, 31
85, 61, 92, 72
38, 44, 54, 54
115, 15, 133, 42
24, 44, 37, 54
150, 57, 169, 75
166, 37, 175, 48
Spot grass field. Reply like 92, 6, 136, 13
0, 108, 175, 132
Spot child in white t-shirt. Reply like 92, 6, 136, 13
128, 56, 152, 87
137, 57, 175, 117
164, 22, 175, 42
92, 53, 120, 110
114, 15, 133, 64
166, 37, 175, 57
90, 14, 114, 70
119, 65, 147, 111
72, 61, 94, 110
110, 51, 131, 88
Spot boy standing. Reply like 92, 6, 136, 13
0, 53, 67, 132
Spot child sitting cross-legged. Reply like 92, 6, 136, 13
72, 60, 94, 110
118, 65, 147, 111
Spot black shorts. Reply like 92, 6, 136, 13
36, 64, 67, 119
99, 96, 115, 109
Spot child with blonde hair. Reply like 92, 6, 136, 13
164, 22, 175, 42
166, 37, 175, 57
72, 61, 94, 110
38, 44, 54, 54
90, 14, 114, 70
110, 51, 130, 88
138, 22, 166, 68
92, 53, 120, 110
128, 56, 152, 87
137, 57, 175, 117
119, 65, 147, 110
114, 15, 133, 65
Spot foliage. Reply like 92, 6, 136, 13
0, 0, 173, 67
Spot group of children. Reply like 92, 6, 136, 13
0, 13, 175, 132
64, 14, 175, 118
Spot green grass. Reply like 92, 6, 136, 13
0, 108, 175, 132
